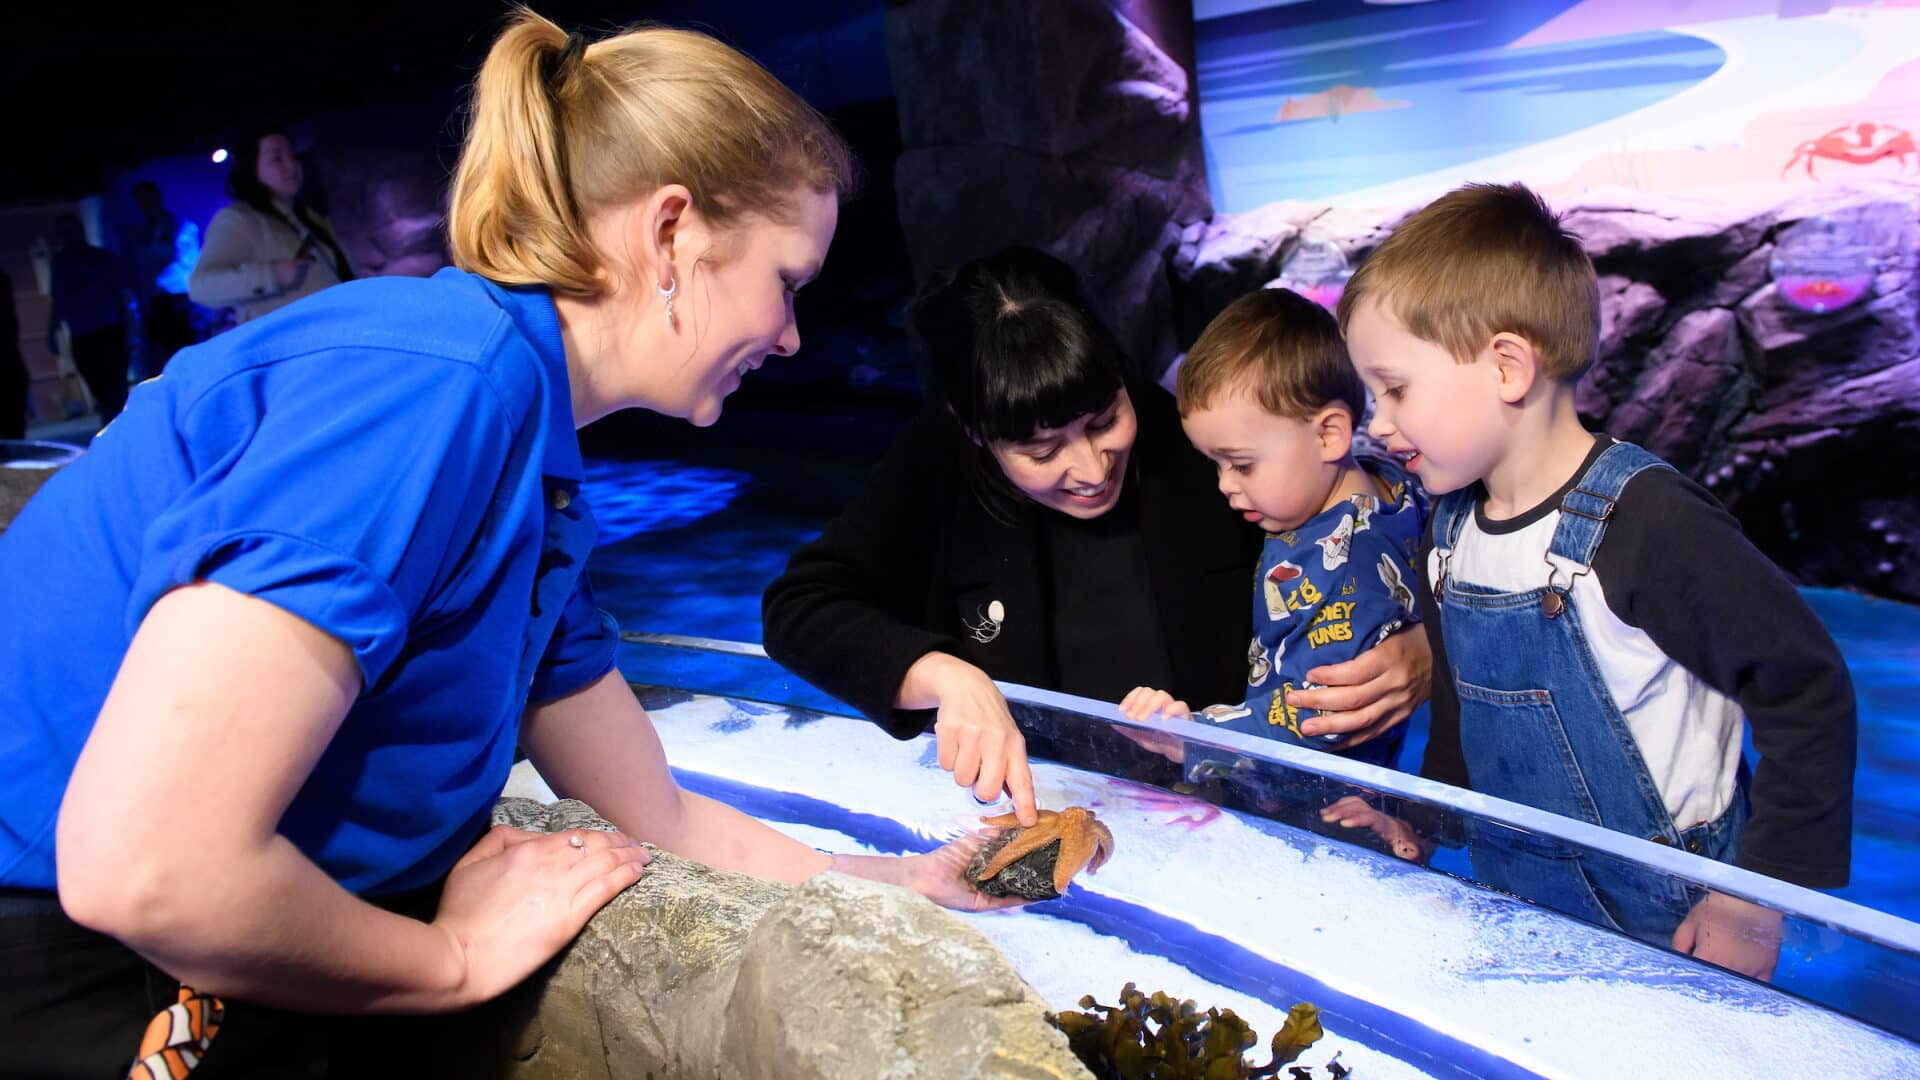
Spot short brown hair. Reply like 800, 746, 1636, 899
449, 8, 856, 297
1177, 287, 1366, 423
1336, 182, 1599, 382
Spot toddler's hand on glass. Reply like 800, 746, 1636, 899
1118, 686, 1189, 723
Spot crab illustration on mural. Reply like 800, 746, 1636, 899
1781, 122, 1916, 179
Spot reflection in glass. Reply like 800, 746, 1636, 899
1268, 233, 1352, 312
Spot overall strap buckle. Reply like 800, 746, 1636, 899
1559, 485, 1618, 522
1539, 552, 1587, 618
1542, 441, 1671, 610
1542, 488, 1611, 618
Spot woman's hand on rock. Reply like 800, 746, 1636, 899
431, 825, 651, 1007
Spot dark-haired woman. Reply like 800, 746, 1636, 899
188, 130, 356, 324
763, 247, 1432, 823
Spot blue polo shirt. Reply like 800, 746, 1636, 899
0, 268, 618, 896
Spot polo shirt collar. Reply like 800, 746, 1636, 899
475, 273, 583, 485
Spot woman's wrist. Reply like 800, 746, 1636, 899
423, 920, 476, 1012
897, 650, 967, 710
824, 851, 914, 891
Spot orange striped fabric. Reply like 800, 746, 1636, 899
126, 985, 224, 1080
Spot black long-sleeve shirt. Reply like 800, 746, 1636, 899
761, 387, 1261, 739
1418, 438, 1856, 889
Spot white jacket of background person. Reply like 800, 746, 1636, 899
188, 202, 355, 324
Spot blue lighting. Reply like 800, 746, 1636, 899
579, 457, 751, 545
154, 220, 202, 295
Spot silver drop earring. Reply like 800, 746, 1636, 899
657, 274, 678, 329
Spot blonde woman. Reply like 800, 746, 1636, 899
0, 11, 1011, 1076
188, 128, 357, 324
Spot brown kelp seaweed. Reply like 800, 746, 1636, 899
1049, 983, 1328, 1079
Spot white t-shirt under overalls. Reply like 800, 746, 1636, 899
1420, 437, 1855, 888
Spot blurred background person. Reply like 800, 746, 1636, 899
1, 267, 27, 439
45, 214, 132, 426
189, 129, 355, 325
125, 180, 197, 377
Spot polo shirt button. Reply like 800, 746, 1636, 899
550, 489, 571, 510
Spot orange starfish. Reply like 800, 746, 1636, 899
977, 806, 1115, 894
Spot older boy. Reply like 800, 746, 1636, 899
1333, 182, 1855, 979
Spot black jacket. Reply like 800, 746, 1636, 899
762, 385, 1262, 738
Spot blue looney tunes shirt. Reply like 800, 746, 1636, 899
1190, 455, 1427, 770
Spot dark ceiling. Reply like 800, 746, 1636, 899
4, 1, 887, 203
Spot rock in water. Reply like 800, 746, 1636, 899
408, 796, 1091, 1079
968, 831, 1066, 900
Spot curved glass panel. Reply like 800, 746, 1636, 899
615, 634, 1920, 1055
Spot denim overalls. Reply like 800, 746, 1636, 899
1430, 441, 1747, 943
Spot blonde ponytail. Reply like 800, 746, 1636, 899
449, 7, 855, 297
447, 11, 595, 293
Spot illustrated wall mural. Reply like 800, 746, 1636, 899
1194, 0, 1920, 213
